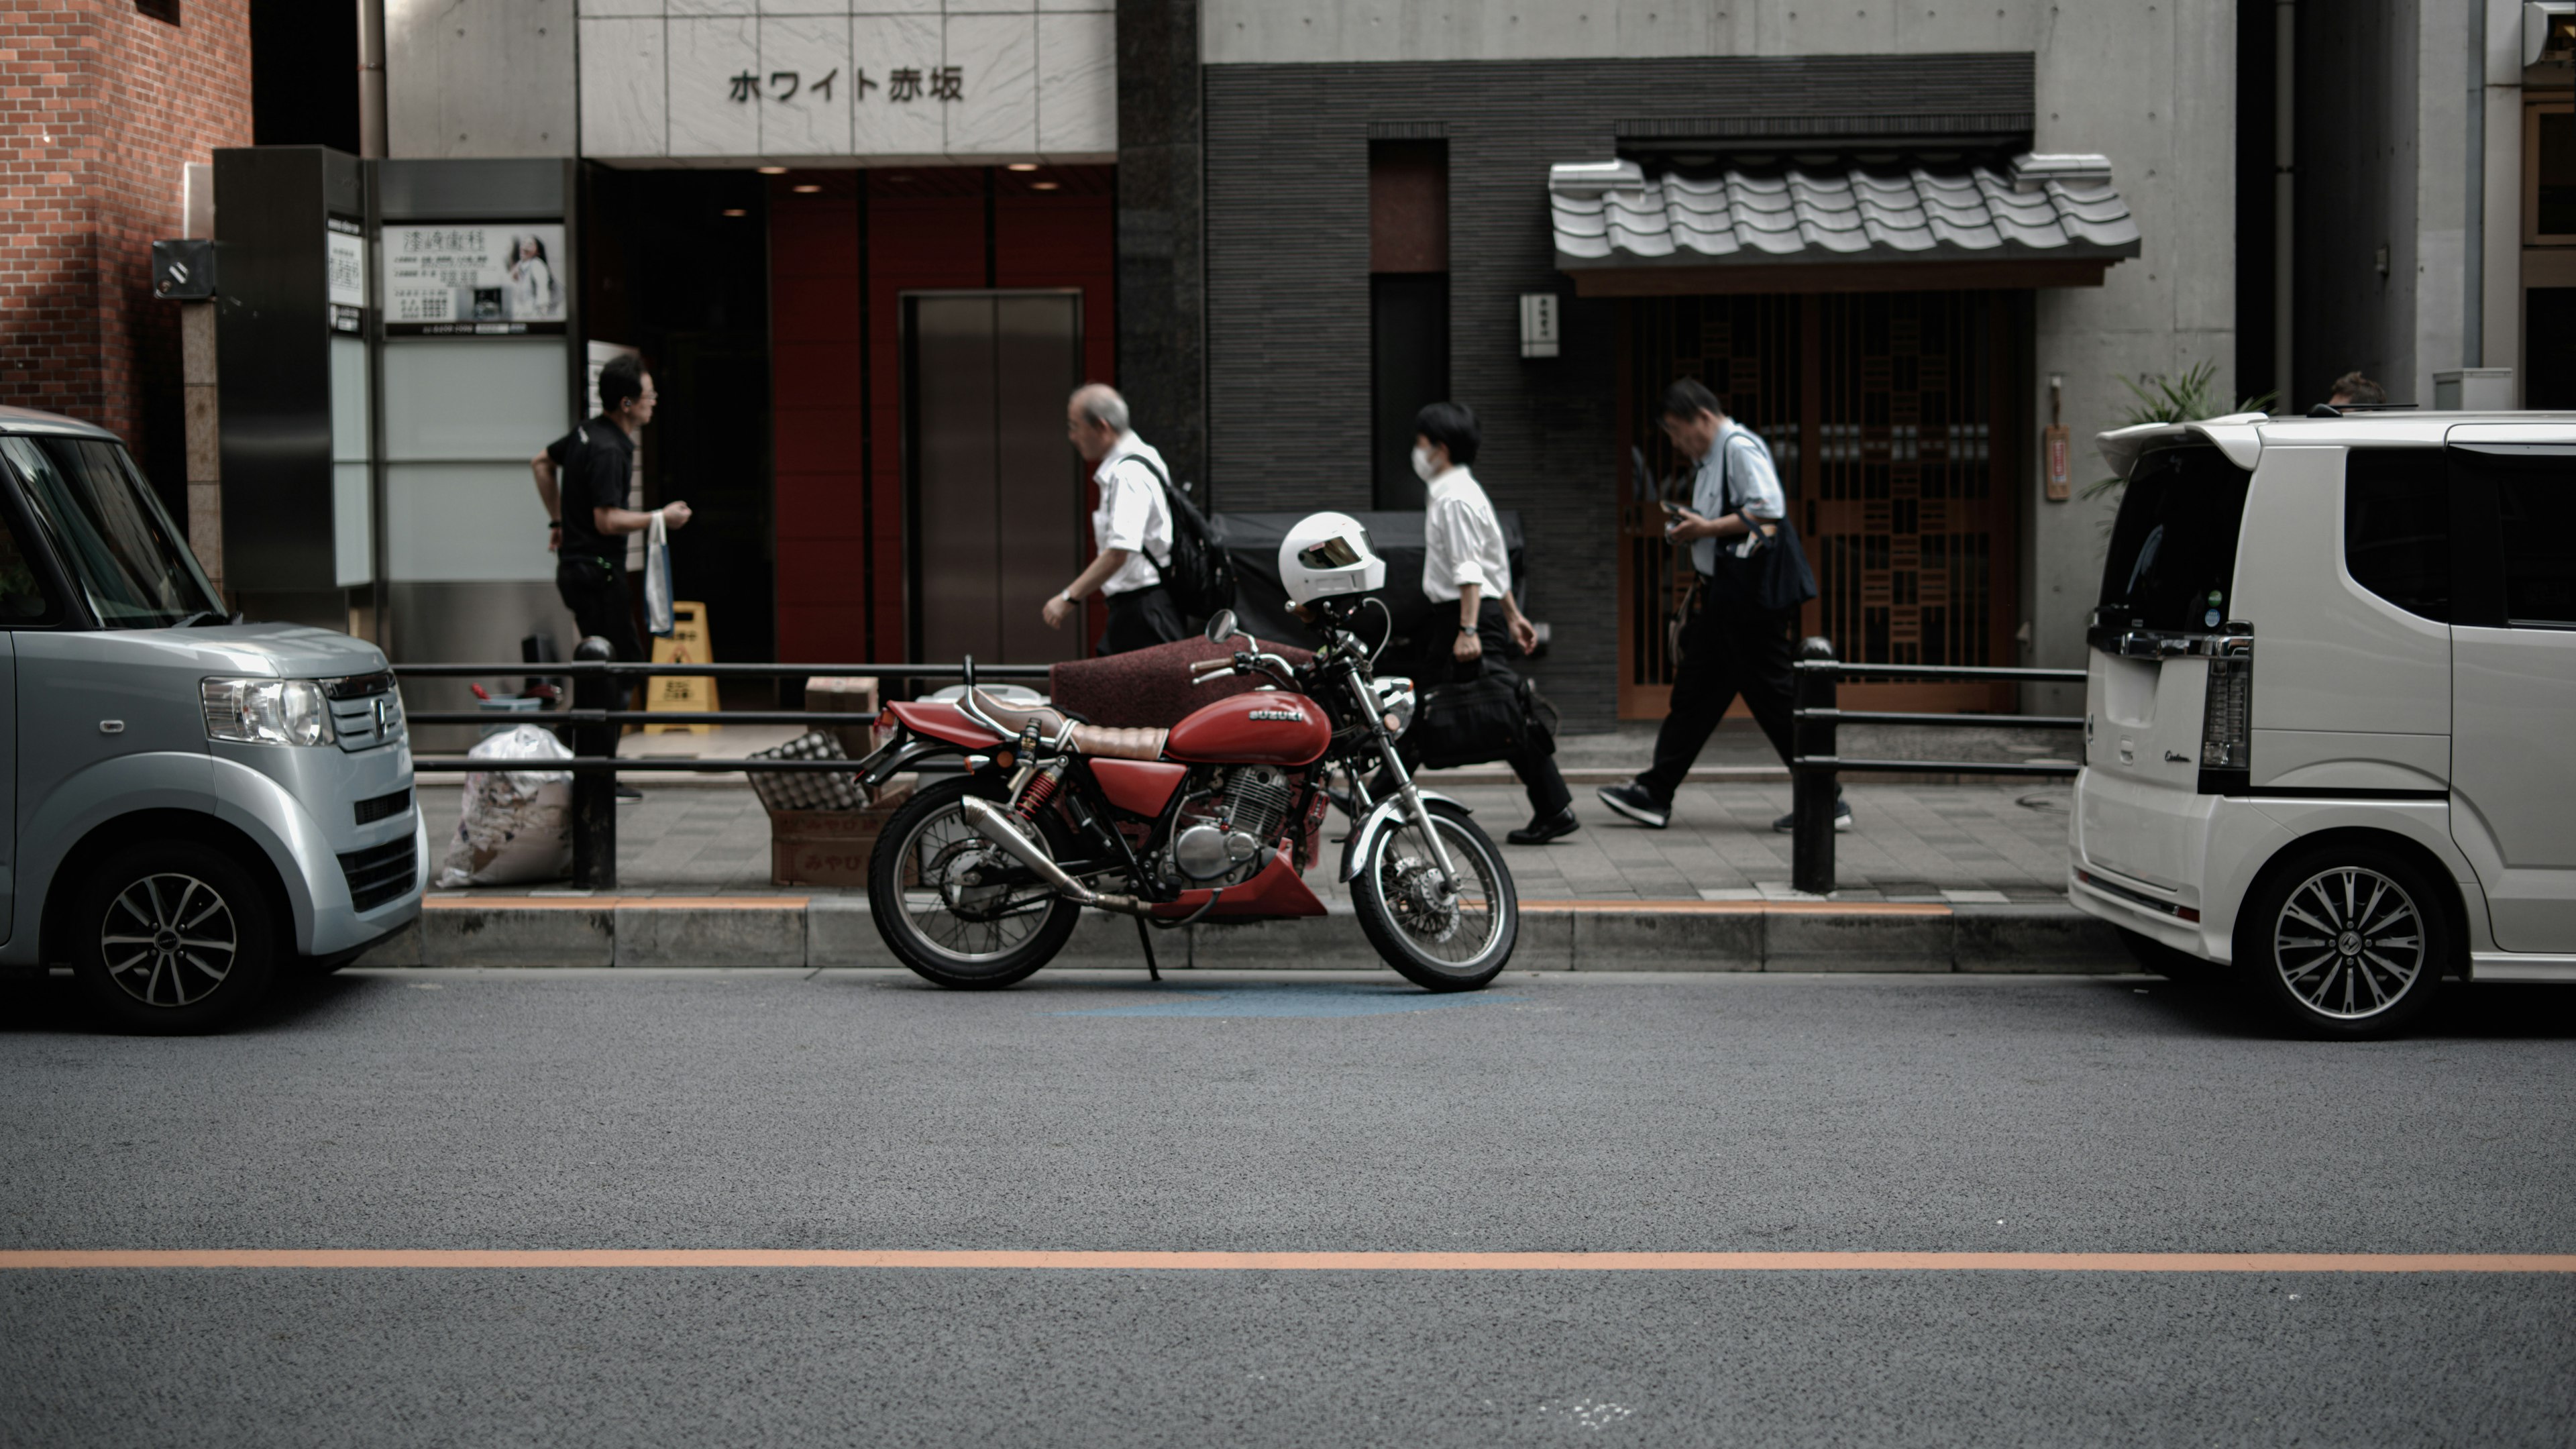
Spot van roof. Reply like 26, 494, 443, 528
0, 406, 121, 443
2094, 411, 2576, 478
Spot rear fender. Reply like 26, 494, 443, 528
1338, 790, 1467, 883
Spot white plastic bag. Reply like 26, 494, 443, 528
435, 723, 576, 888
644, 508, 675, 638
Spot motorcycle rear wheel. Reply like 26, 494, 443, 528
1351, 798, 1517, 991
869, 774, 1081, 989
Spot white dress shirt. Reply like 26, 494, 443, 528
1090, 433, 1174, 597
1688, 419, 1786, 577
1421, 466, 1512, 604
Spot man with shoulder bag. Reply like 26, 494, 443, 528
1599, 378, 1843, 835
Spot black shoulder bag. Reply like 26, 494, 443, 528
1705, 432, 1819, 616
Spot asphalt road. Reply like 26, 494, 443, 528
3, 967, 2571, 1447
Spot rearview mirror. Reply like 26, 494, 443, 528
1203, 608, 1238, 643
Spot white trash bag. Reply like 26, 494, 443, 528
436, 722, 576, 888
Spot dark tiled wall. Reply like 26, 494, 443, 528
1201, 54, 2032, 728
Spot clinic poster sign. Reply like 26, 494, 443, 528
380, 223, 568, 335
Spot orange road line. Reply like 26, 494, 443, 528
3, 1250, 2568, 1273
423, 897, 810, 911
1519, 900, 1952, 916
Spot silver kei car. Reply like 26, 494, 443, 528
0, 407, 423, 1032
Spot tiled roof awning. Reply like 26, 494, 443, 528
1550, 154, 2142, 296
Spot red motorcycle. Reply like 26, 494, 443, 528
855, 604, 1519, 991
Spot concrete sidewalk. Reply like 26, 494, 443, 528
387, 729, 2123, 974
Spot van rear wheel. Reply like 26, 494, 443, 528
70, 841, 277, 1034
2240, 845, 2447, 1039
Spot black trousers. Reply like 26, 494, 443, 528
555, 557, 644, 663
1416, 598, 1572, 821
1638, 588, 1799, 805
1099, 584, 1186, 655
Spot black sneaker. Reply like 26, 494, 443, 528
1507, 806, 1580, 845
1595, 783, 1670, 830
1772, 799, 1852, 833
615, 782, 644, 802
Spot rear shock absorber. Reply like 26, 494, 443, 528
1013, 762, 1064, 823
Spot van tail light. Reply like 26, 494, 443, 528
2200, 646, 2253, 770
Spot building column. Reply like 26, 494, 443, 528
182, 301, 223, 597
1115, 0, 1205, 483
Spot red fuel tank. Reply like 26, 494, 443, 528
1163, 691, 1332, 766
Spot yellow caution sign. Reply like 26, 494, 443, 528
647, 600, 718, 734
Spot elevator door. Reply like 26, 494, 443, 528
906, 290, 1085, 666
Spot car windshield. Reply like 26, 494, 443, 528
2098, 442, 2252, 633
0, 435, 224, 629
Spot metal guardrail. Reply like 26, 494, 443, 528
394, 647, 1055, 890
1790, 641, 2087, 895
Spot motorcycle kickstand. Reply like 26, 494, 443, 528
1134, 915, 1161, 982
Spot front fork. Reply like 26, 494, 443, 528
1345, 674, 1463, 892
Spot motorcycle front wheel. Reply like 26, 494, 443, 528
869, 774, 1082, 989
1350, 798, 1517, 991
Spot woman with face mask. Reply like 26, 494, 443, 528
1413, 401, 1577, 845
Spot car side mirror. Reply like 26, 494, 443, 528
1203, 608, 1238, 643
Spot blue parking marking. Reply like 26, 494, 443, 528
1054, 981, 1518, 1018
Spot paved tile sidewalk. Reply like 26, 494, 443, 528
421, 773, 2076, 904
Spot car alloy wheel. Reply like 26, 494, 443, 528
101, 873, 239, 1010
2269, 865, 2425, 1022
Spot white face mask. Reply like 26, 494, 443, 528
1410, 445, 1440, 482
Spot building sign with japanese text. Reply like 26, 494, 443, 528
379, 223, 568, 337
576, 1, 1113, 164
325, 215, 366, 334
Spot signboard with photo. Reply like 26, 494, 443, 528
380, 223, 567, 335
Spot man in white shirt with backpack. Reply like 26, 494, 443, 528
1046, 383, 1184, 655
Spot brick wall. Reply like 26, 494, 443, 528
0, 1, 252, 481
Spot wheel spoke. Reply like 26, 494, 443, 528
2275, 866, 2426, 1021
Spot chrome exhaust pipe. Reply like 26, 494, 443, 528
957, 796, 1144, 914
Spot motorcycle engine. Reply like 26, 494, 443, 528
1160, 765, 1297, 889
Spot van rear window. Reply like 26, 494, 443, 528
2097, 443, 2252, 633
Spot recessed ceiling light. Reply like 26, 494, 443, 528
1006, 163, 1039, 172
792, 184, 821, 193
720, 207, 747, 217
757, 166, 788, 175
1029, 181, 1060, 191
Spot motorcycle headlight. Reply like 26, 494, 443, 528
201, 678, 335, 747
1373, 676, 1417, 739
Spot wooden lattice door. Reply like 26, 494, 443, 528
1617, 291, 2019, 718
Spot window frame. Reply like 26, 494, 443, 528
2528, 101, 2576, 246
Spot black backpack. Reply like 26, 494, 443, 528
1124, 454, 1237, 622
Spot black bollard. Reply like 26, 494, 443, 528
570, 635, 618, 890
1790, 636, 1837, 896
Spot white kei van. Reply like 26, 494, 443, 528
2070, 413, 2573, 1037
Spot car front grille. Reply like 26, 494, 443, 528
354, 787, 412, 826
338, 837, 417, 912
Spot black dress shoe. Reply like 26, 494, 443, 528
1595, 782, 1670, 829
1508, 806, 1581, 845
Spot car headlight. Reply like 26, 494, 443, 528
201, 678, 335, 746
1373, 676, 1417, 739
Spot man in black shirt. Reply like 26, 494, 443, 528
529, 354, 692, 663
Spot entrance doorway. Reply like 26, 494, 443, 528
902, 290, 1086, 666
1616, 291, 2021, 716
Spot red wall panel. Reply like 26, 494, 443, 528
770, 166, 1114, 663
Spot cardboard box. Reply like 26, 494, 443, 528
805, 676, 879, 759
767, 780, 911, 888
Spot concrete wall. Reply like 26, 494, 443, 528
1203, 0, 2237, 702
386, 0, 578, 159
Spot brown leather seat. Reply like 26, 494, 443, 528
971, 688, 1167, 763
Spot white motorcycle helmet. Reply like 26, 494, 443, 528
1277, 511, 1387, 604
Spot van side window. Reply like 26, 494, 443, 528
2343, 448, 2449, 621
2496, 476, 2576, 625
0, 510, 59, 623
